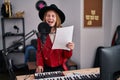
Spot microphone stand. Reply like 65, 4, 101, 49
4, 30, 37, 55
1, 52, 16, 80
1, 29, 38, 80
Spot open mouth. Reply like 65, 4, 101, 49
47, 21, 54, 26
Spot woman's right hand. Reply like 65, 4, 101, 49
36, 66, 44, 73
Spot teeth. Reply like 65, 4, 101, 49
48, 21, 53, 23
50, 22, 52, 23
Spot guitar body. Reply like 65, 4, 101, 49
1, 2, 12, 17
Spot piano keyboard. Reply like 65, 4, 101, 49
34, 71, 64, 79
34, 72, 100, 80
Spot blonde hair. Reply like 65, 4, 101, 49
43, 10, 62, 29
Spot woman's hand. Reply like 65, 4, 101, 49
66, 42, 75, 50
36, 66, 44, 73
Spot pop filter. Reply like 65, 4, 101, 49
37, 22, 51, 44
38, 22, 51, 34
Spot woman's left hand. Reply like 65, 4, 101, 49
66, 42, 75, 50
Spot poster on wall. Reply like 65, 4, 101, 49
84, 0, 102, 27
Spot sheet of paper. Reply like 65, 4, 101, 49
52, 25, 74, 50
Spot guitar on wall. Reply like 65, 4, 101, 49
1, 0, 12, 17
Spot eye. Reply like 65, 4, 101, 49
52, 15, 55, 18
46, 14, 50, 18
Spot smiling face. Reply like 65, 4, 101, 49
44, 10, 57, 27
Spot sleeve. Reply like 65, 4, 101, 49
36, 38, 44, 66
62, 50, 72, 71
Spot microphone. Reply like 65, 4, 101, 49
38, 22, 51, 44
13, 25, 19, 33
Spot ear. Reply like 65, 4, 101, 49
35, 0, 47, 11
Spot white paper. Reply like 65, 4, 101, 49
52, 25, 74, 50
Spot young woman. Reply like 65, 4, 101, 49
36, 4, 74, 73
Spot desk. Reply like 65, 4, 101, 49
16, 68, 99, 80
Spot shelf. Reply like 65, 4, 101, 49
1, 17, 24, 19
1, 17, 25, 53
3, 33, 24, 37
